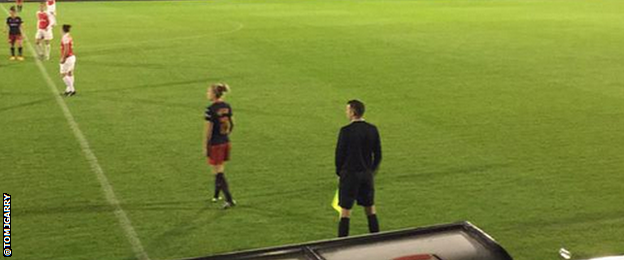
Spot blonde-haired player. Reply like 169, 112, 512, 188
204, 83, 236, 209
35, 2, 54, 60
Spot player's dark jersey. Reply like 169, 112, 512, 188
335, 121, 382, 176
205, 101, 234, 145
6, 16, 23, 35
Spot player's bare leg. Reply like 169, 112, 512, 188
49, 13, 56, 27
44, 39, 51, 60
364, 206, 379, 233
61, 71, 69, 95
341, 208, 351, 218
35, 38, 44, 59
61, 71, 76, 96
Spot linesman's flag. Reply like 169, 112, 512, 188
331, 189, 341, 215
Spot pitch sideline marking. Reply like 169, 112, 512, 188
1, 5, 150, 260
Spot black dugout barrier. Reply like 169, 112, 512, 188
184, 221, 513, 260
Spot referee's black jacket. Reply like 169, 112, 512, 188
335, 120, 382, 176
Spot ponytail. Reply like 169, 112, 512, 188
212, 83, 230, 98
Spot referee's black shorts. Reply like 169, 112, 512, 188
338, 170, 374, 210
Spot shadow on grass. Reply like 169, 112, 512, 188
0, 62, 22, 69
84, 78, 217, 94
234, 107, 309, 120
0, 97, 53, 114
0, 91, 49, 96
89, 95, 201, 110
71, 76, 237, 110
80, 59, 173, 70
507, 207, 624, 231
387, 162, 512, 181
145, 206, 226, 248
79, 44, 173, 59
13, 198, 210, 216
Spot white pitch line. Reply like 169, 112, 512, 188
1, 5, 150, 260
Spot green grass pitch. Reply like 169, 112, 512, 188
1, 0, 624, 259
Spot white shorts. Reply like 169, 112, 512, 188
36, 29, 53, 40
48, 13, 56, 26
60, 55, 76, 74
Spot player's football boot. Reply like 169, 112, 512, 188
222, 200, 237, 210
67, 91, 76, 97
17, 56, 24, 61
9, 56, 16, 61
211, 196, 223, 203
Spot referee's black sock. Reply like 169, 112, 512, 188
18, 47, 22, 56
218, 173, 234, 203
213, 174, 222, 199
338, 217, 350, 237
367, 214, 379, 233
10, 47, 15, 57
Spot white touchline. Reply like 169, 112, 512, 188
1, 5, 150, 260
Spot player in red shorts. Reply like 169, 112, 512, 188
5, 6, 23, 61
16, 0, 23, 13
203, 83, 236, 209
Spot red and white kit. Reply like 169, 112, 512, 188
35, 11, 53, 40
46, 0, 57, 25
46, 0, 56, 14
60, 34, 76, 74
60, 33, 76, 94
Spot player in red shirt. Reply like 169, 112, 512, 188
60, 24, 76, 96
35, 3, 54, 60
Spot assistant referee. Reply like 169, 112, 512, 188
335, 100, 382, 237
